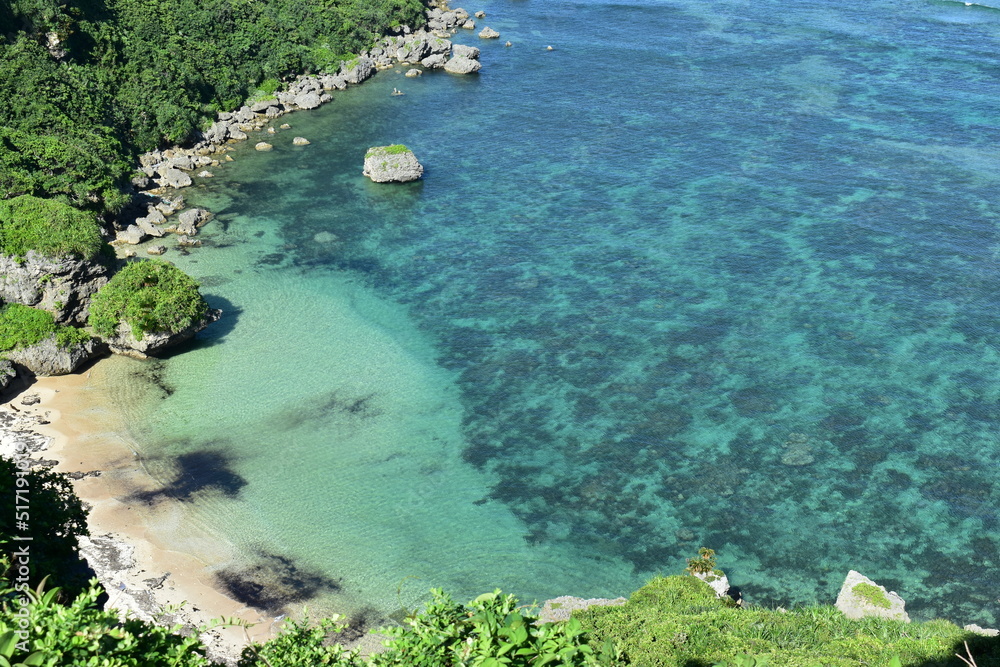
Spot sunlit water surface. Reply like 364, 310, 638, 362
108, 0, 1000, 626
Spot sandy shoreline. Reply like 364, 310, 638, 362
1, 362, 298, 664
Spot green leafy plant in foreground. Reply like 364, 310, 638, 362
576, 575, 1000, 667
0, 579, 218, 666
371, 589, 616, 666
88, 259, 209, 340
238, 616, 362, 666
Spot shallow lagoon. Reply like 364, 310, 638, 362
114, 0, 1000, 626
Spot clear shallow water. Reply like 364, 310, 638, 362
116, 0, 1000, 625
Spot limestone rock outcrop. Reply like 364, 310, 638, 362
445, 56, 481, 74
0, 251, 110, 325
0, 360, 16, 392
102, 308, 222, 359
835, 570, 910, 622
363, 145, 424, 183
536, 596, 627, 624
5, 335, 106, 376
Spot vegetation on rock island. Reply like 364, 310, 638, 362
88, 259, 208, 340
0, 195, 106, 261
0, 303, 90, 354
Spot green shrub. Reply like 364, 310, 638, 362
88, 260, 208, 340
576, 576, 997, 666
0, 457, 90, 594
0, 303, 92, 354
370, 589, 616, 666
239, 616, 362, 666
0, 304, 56, 352
0, 195, 106, 261
0, 580, 217, 666
852, 582, 891, 609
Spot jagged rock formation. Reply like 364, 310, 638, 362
5, 336, 106, 376
101, 308, 222, 359
536, 596, 627, 624
0, 360, 15, 393
0, 251, 110, 325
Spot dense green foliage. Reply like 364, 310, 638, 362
0, 0, 427, 212
0, 305, 55, 353
0, 304, 90, 353
0, 458, 89, 594
0, 195, 106, 260
575, 576, 999, 666
0, 581, 217, 666
88, 259, 208, 339
370, 589, 616, 666
238, 616, 361, 666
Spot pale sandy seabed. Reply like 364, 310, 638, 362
1, 358, 383, 664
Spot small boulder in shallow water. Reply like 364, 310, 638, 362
363, 145, 424, 183
293, 137, 311, 146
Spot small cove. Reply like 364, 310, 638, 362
104, 0, 1000, 627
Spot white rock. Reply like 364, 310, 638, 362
835, 570, 910, 622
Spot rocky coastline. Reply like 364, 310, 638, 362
0, 3, 500, 662
113, 3, 491, 253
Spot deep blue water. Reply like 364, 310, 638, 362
118, 0, 1000, 625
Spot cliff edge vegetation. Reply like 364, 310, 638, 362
1, 459, 997, 667
0, 0, 427, 212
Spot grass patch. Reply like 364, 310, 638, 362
88, 259, 208, 340
575, 576, 998, 666
0, 195, 106, 261
0, 303, 89, 352
852, 582, 892, 610
365, 145, 411, 160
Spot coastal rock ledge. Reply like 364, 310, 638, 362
103, 308, 222, 359
363, 145, 424, 183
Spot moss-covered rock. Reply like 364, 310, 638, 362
0, 303, 102, 375
88, 259, 219, 358
363, 145, 423, 183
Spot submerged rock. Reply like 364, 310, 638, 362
835, 570, 910, 622
363, 145, 424, 183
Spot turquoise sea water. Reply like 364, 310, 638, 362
114, 0, 1000, 626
